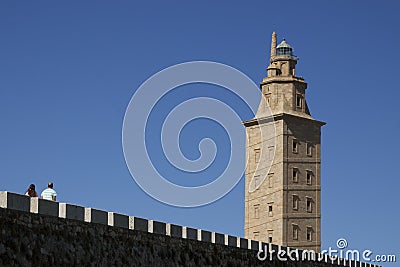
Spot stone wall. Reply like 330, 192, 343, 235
0, 192, 378, 266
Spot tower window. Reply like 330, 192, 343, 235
292, 195, 299, 210
268, 231, 273, 243
296, 94, 303, 108
306, 171, 312, 185
292, 168, 299, 183
254, 204, 260, 219
254, 148, 260, 163
306, 197, 313, 213
268, 173, 273, 188
292, 139, 298, 153
292, 224, 299, 240
268, 146, 274, 160
254, 175, 260, 188
306, 227, 313, 241
253, 231, 259, 240
268, 204, 273, 217
306, 142, 313, 156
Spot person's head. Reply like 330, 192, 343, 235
48, 182, 53, 189
28, 184, 35, 191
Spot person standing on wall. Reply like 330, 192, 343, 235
40, 182, 57, 201
24, 184, 38, 197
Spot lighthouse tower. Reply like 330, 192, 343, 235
243, 32, 325, 252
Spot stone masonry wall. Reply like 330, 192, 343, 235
0, 192, 378, 267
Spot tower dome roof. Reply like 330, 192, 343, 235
276, 39, 292, 49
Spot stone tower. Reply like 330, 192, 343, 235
243, 32, 325, 252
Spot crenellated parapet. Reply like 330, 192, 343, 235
0, 191, 381, 267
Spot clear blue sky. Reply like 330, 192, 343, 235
1, 1, 399, 265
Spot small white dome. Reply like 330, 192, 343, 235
276, 39, 292, 49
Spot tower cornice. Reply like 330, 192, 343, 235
242, 113, 326, 127
260, 76, 307, 87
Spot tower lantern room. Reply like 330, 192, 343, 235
276, 39, 293, 56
